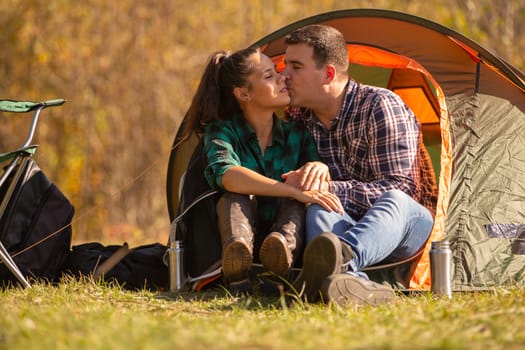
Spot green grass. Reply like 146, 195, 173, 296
0, 277, 524, 350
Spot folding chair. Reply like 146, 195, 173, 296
0, 99, 66, 288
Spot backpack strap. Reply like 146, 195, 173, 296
93, 242, 132, 279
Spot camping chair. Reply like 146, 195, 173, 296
0, 99, 66, 288
166, 136, 222, 290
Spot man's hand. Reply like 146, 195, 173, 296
282, 161, 330, 191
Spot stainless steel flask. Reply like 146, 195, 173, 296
168, 240, 185, 292
429, 240, 452, 298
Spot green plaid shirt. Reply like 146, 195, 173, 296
204, 113, 319, 229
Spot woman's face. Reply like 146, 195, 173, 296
242, 51, 290, 109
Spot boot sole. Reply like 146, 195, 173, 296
260, 233, 291, 277
293, 233, 342, 302
222, 240, 252, 282
320, 274, 396, 307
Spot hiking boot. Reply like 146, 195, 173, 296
261, 199, 305, 278
221, 238, 252, 282
216, 193, 255, 289
292, 232, 345, 302
320, 273, 396, 307
260, 232, 291, 278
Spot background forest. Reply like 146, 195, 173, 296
1, 0, 523, 246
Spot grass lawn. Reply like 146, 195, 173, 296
0, 276, 524, 349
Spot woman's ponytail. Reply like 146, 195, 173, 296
181, 51, 227, 142
178, 47, 258, 144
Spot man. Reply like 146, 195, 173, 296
281, 24, 434, 306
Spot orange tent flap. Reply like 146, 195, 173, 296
388, 68, 441, 124
347, 44, 441, 90
393, 87, 439, 124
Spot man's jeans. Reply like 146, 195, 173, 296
306, 189, 434, 273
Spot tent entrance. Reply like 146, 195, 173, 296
345, 44, 444, 182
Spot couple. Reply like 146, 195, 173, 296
184, 25, 434, 306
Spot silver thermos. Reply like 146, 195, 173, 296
429, 240, 452, 298
168, 240, 186, 292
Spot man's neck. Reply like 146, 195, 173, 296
312, 80, 348, 129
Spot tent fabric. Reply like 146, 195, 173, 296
166, 9, 525, 291
445, 93, 525, 288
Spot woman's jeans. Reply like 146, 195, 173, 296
306, 189, 434, 273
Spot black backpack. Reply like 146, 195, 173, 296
0, 158, 74, 285
61, 242, 169, 291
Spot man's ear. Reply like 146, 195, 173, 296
325, 64, 336, 83
233, 86, 251, 102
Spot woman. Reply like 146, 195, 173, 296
183, 47, 342, 293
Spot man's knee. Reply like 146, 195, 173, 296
382, 190, 434, 240
306, 204, 325, 221
379, 189, 411, 204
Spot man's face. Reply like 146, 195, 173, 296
282, 43, 325, 108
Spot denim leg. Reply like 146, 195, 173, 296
305, 206, 355, 243
306, 189, 434, 271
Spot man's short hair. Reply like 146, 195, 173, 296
285, 24, 348, 72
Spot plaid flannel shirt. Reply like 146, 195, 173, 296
204, 113, 319, 228
287, 80, 421, 220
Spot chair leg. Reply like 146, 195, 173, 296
0, 242, 31, 288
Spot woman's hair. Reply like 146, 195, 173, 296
179, 47, 259, 143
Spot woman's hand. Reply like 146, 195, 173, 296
292, 188, 344, 214
282, 161, 331, 191
221, 165, 343, 214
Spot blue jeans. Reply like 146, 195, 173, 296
306, 189, 433, 273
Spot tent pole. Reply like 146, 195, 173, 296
475, 60, 480, 94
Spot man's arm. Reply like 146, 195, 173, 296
328, 92, 421, 217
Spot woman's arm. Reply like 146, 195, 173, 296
222, 166, 343, 213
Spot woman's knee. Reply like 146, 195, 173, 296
217, 192, 255, 213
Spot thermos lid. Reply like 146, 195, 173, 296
171, 240, 183, 249
431, 240, 450, 249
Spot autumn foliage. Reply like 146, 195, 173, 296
0, 0, 523, 245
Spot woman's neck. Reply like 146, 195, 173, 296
243, 108, 274, 155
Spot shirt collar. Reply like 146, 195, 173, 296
232, 112, 254, 139
233, 113, 285, 147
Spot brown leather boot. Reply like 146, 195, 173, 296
216, 193, 256, 292
260, 199, 305, 278
293, 232, 356, 302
